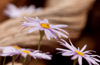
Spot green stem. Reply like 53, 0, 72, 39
12, 56, 15, 65
3, 57, 6, 65
23, 57, 26, 65
34, 31, 44, 65
73, 59, 78, 65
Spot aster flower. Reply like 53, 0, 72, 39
4, 4, 42, 18
21, 17, 68, 40
20, 49, 52, 60
0, 46, 21, 56
56, 39, 100, 65
0, 46, 51, 60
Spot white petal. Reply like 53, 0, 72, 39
54, 28, 69, 35
84, 57, 92, 65
44, 29, 50, 40
43, 19, 49, 23
80, 45, 87, 52
28, 27, 39, 33
52, 29, 68, 38
86, 57, 98, 65
71, 55, 78, 60
61, 39, 74, 51
62, 52, 74, 56
21, 53, 27, 58
78, 56, 82, 65
56, 48, 71, 52
69, 39, 77, 51
51, 25, 68, 28
93, 58, 100, 62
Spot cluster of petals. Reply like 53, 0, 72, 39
56, 39, 100, 65
4, 4, 42, 18
21, 17, 69, 40
0, 46, 51, 60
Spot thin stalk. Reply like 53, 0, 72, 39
12, 56, 15, 65
23, 57, 26, 65
34, 31, 44, 65
73, 59, 78, 65
3, 57, 6, 65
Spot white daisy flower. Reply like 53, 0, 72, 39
20, 49, 52, 60
21, 17, 68, 40
56, 39, 100, 65
4, 4, 42, 18
0, 46, 52, 60
0, 46, 21, 56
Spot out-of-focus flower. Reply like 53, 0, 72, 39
21, 49, 52, 60
56, 39, 100, 65
0, 46, 52, 60
4, 4, 42, 18
0, 46, 21, 56
21, 17, 68, 40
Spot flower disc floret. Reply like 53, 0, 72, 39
22, 50, 31, 53
40, 23, 50, 28
75, 50, 84, 56
13, 45, 21, 50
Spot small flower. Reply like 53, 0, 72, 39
21, 17, 68, 40
4, 4, 42, 18
0, 46, 52, 60
56, 39, 100, 65
20, 49, 52, 60
0, 46, 21, 56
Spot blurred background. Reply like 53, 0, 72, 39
0, 0, 100, 65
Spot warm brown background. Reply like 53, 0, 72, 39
0, 0, 100, 65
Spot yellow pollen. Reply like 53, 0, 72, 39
40, 23, 50, 28
13, 46, 21, 50
22, 50, 31, 53
75, 50, 84, 56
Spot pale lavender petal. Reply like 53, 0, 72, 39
21, 26, 28, 32
28, 27, 39, 33
48, 29, 58, 40
80, 45, 87, 52
60, 39, 74, 51
54, 28, 69, 35
44, 29, 51, 40
56, 48, 71, 52
43, 19, 48, 23
93, 58, 100, 62
24, 17, 34, 22
71, 55, 78, 60
84, 57, 92, 65
50, 25, 68, 28
83, 50, 96, 54
78, 56, 82, 65
52, 29, 68, 38
90, 55, 100, 58
62, 51, 74, 56
69, 39, 77, 51
21, 53, 27, 58
85, 57, 99, 65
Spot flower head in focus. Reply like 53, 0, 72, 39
56, 39, 100, 65
21, 17, 68, 40
4, 4, 42, 18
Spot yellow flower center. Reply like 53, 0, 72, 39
22, 50, 31, 53
75, 50, 84, 56
40, 23, 50, 28
13, 46, 21, 50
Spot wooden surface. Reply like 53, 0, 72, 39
0, 0, 95, 65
